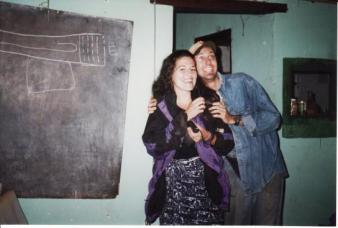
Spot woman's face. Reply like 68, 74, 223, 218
172, 56, 197, 94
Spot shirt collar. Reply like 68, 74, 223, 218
216, 72, 224, 102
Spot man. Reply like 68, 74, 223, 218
148, 41, 288, 225
192, 41, 288, 225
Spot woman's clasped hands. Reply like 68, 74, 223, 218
185, 97, 213, 143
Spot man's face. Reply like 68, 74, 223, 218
194, 47, 218, 82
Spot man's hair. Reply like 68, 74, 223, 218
193, 41, 217, 56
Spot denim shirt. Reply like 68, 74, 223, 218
218, 72, 287, 194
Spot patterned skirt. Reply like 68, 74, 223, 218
159, 157, 225, 225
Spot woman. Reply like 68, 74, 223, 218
142, 50, 234, 225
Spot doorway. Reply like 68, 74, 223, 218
173, 13, 231, 74
194, 29, 232, 74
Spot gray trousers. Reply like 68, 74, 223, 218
224, 161, 285, 225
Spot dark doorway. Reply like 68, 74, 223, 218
194, 29, 232, 74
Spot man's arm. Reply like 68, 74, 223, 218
209, 101, 242, 126
225, 73, 281, 136
147, 97, 157, 114
242, 85, 281, 136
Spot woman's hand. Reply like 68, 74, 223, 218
185, 97, 205, 121
147, 97, 157, 114
188, 123, 216, 144
196, 124, 214, 143
209, 101, 237, 124
187, 127, 202, 142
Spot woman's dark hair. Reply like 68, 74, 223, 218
193, 76, 220, 105
152, 50, 195, 99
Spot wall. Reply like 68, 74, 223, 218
274, 1, 336, 225
2, 0, 173, 224
176, 0, 336, 225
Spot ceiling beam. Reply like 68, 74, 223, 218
303, 0, 337, 4
150, 0, 288, 14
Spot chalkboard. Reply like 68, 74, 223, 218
0, 1, 133, 198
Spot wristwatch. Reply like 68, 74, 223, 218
234, 116, 242, 126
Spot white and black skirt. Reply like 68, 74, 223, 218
159, 157, 225, 225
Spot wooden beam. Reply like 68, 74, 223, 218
150, 0, 288, 14
302, 0, 337, 4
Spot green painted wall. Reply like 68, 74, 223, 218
176, 0, 336, 225
274, 1, 336, 225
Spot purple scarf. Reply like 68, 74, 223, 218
144, 100, 230, 224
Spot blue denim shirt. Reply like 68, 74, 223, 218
218, 72, 287, 194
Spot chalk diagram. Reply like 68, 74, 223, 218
0, 29, 112, 94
